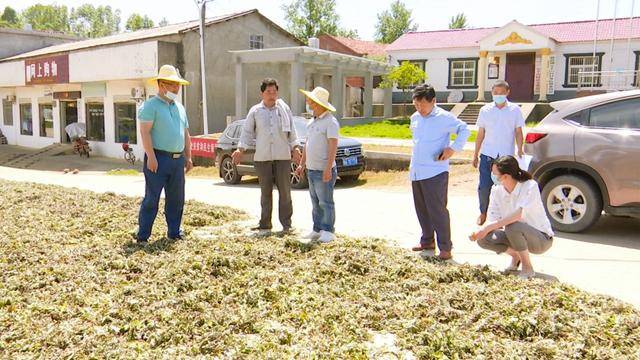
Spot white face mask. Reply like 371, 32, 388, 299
305, 104, 312, 113
165, 91, 178, 101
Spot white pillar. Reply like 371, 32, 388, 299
383, 85, 392, 119
476, 51, 488, 102
234, 60, 246, 118
290, 59, 305, 115
538, 48, 551, 102
364, 72, 373, 118
331, 66, 344, 120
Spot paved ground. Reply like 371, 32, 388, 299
1, 158, 639, 308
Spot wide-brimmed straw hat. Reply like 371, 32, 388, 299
148, 64, 190, 86
299, 86, 336, 112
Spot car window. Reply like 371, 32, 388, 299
231, 125, 242, 139
564, 110, 588, 125
588, 98, 640, 129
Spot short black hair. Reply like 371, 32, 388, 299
412, 84, 436, 101
492, 80, 510, 91
260, 78, 279, 92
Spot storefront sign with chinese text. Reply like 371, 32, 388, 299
25, 54, 69, 85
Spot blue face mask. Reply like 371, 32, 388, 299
493, 94, 507, 105
491, 173, 502, 185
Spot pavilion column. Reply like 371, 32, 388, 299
383, 85, 392, 119
476, 51, 488, 102
234, 59, 246, 118
331, 66, 344, 120
538, 48, 551, 102
290, 58, 305, 116
364, 71, 373, 118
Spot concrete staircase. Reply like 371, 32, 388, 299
1, 143, 71, 169
458, 103, 484, 125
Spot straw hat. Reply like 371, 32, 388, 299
148, 64, 190, 86
299, 86, 336, 112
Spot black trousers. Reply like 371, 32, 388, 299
411, 172, 452, 252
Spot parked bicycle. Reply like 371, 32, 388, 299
122, 142, 136, 165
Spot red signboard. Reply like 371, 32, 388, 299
25, 54, 69, 85
191, 137, 217, 159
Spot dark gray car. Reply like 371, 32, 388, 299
525, 90, 640, 233
215, 116, 365, 189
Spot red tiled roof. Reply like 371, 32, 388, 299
331, 36, 388, 56
387, 18, 640, 51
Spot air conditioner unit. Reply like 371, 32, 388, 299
5, 95, 16, 102
131, 87, 145, 99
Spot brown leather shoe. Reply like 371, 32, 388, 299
437, 250, 452, 260
412, 244, 436, 252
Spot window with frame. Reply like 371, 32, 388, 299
249, 35, 264, 50
588, 97, 640, 129
634, 51, 640, 87
86, 102, 105, 142
2, 100, 13, 126
448, 58, 478, 88
114, 102, 137, 144
20, 103, 33, 136
563, 53, 603, 87
39, 103, 54, 138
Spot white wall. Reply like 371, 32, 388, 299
0, 60, 25, 87
69, 41, 158, 83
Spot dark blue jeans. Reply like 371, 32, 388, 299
137, 151, 185, 241
307, 167, 337, 233
478, 154, 495, 214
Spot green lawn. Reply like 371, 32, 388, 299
341, 119, 478, 143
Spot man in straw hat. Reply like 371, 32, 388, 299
233, 78, 301, 236
295, 87, 340, 243
135, 64, 192, 244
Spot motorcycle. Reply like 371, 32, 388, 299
65, 123, 91, 158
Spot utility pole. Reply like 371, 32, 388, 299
197, 0, 210, 135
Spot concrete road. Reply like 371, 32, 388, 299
1, 165, 638, 308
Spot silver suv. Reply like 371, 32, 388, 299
525, 90, 640, 233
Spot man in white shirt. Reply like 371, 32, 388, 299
472, 81, 525, 226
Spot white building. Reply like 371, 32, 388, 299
386, 18, 640, 103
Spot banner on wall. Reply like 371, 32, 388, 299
25, 54, 70, 85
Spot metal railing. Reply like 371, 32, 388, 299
577, 70, 640, 91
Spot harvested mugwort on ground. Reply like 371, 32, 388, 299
0, 179, 639, 358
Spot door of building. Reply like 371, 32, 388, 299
505, 53, 536, 101
60, 100, 78, 143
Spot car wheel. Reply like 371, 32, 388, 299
542, 175, 602, 233
340, 175, 360, 183
290, 161, 308, 189
220, 156, 242, 184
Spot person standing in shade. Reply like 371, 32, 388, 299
409, 84, 471, 260
472, 80, 525, 226
136, 64, 193, 244
233, 78, 301, 235
295, 87, 340, 243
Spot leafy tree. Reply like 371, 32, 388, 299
70, 4, 121, 38
126, 13, 154, 31
21, 4, 69, 33
159, 17, 169, 27
380, 61, 426, 116
0, 6, 21, 28
449, 13, 468, 29
282, 0, 358, 42
375, 0, 417, 44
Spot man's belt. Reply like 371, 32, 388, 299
154, 149, 183, 159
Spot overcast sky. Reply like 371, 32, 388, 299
2, 0, 637, 40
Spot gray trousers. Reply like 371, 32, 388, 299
412, 172, 452, 252
255, 160, 293, 229
478, 222, 553, 254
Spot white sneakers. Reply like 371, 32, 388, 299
318, 231, 336, 243
300, 230, 336, 243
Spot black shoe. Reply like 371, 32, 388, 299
136, 238, 148, 245
169, 230, 186, 241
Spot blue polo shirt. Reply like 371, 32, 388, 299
138, 96, 189, 153
409, 106, 470, 181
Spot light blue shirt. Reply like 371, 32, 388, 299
476, 101, 525, 158
409, 106, 470, 181
138, 96, 189, 153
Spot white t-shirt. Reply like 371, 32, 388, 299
476, 101, 525, 158
487, 179, 554, 237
